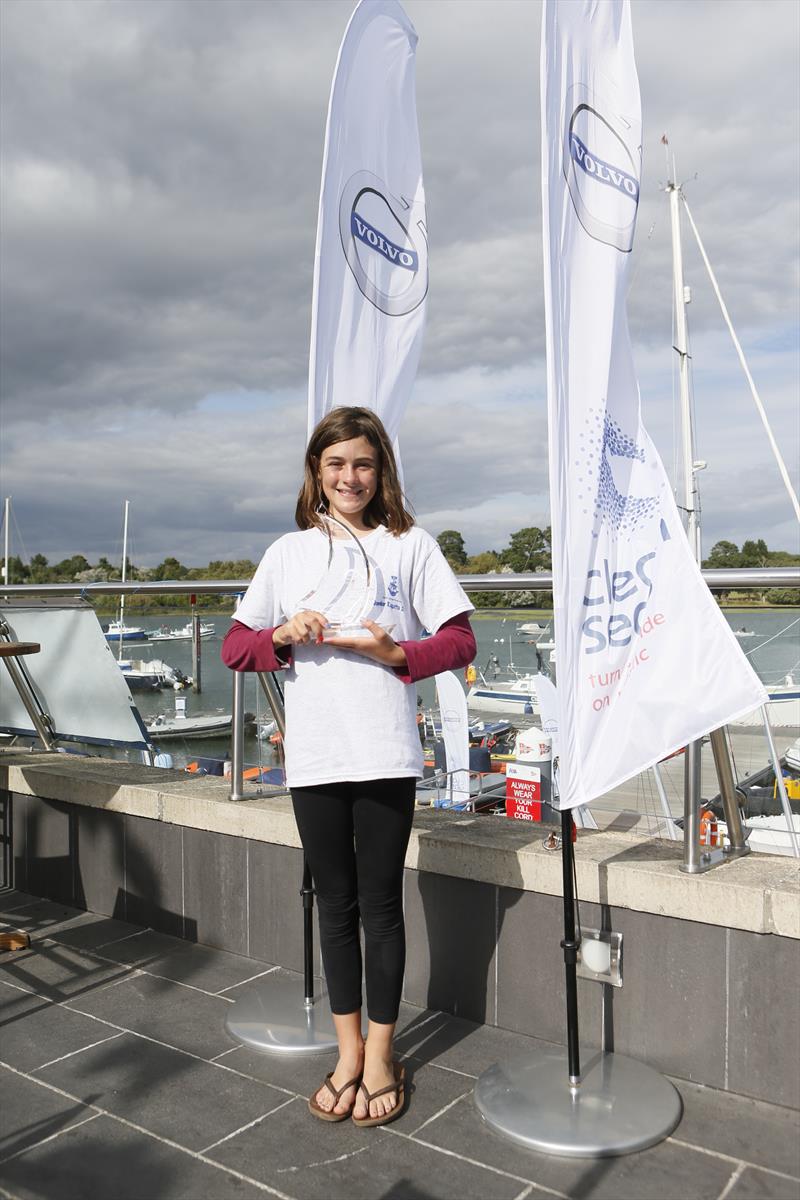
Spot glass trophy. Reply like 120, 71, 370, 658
296, 514, 380, 641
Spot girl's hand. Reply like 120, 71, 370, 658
324, 619, 407, 669
273, 610, 328, 647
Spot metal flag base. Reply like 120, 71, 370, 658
474, 1046, 682, 1158
225, 968, 339, 1056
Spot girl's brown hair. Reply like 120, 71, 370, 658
295, 406, 414, 535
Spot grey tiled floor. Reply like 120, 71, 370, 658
1, 889, 799, 1200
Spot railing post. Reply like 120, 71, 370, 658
681, 739, 703, 873
709, 727, 749, 855
230, 669, 246, 802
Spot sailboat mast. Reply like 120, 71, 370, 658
667, 172, 701, 562
118, 500, 129, 661
2, 497, 9, 586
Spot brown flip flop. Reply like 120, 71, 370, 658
308, 1071, 362, 1122
352, 1063, 406, 1127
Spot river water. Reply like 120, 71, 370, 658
121, 608, 799, 769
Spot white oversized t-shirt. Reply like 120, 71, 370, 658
235, 525, 473, 788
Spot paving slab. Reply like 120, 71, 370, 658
220, 1043, 472, 1137
93, 929, 277, 995
725, 1165, 800, 1200
0, 938, 135, 1004
64, 970, 236, 1060
0, 1112, 273, 1200
0, 889, 42, 918
419, 1091, 732, 1199
208, 1095, 525, 1199
0, 897, 99, 939
85, 927, 198, 967
46, 916, 145, 952
0, 985, 122, 1074
0, 1064, 95, 1164
394, 1004, 560, 1078
37, 1032, 289, 1153
673, 1079, 800, 1179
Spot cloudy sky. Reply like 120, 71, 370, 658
1, 0, 798, 570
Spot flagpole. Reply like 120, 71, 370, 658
560, 810, 581, 1085
474, 0, 686, 1154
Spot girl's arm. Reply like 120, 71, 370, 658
221, 620, 293, 672
394, 611, 476, 684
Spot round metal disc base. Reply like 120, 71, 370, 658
225, 969, 339, 1056
475, 1048, 682, 1158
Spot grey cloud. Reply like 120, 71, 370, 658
1, 0, 797, 563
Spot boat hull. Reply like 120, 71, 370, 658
467, 686, 538, 716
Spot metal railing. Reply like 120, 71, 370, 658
1, 565, 798, 599
3, 567, 798, 866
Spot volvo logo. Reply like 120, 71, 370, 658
563, 86, 641, 253
339, 170, 428, 316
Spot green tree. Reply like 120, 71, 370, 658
152, 556, 189, 581
437, 530, 467, 567
465, 551, 500, 574
53, 554, 91, 580
1, 555, 29, 583
703, 540, 740, 568
28, 553, 51, 583
500, 526, 551, 572
199, 560, 257, 580
739, 539, 770, 568
95, 556, 120, 580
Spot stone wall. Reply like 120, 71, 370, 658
4, 784, 798, 1110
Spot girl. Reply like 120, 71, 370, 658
222, 407, 475, 1126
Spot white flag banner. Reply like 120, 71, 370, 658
541, 0, 768, 810
307, 0, 428, 454
434, 670, 471, 808
532, 672, 598, 827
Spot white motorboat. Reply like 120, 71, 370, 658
149, 621, 216, 642
146, 711, 233, 740
730, 676, 800, 729
517, 622, 549, 639
119, 658, 189, 692
742, 814, 800, 857
105, 618, 147, 642
708, 737, 800, 856
467, 674, 540, 716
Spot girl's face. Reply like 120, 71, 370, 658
318, 436, 379, 531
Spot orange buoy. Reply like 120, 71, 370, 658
700, 808, 721, 847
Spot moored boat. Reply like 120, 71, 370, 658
105, 619, 147, 642
150, 621, 216, 642
146, 711, 234, 740
119, 658, 190, 692
467, 674, 540, 716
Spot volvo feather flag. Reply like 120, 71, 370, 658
307, 0, 428, 453
541, 0, 767, 810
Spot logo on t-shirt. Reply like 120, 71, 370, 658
371, 564, 405, 616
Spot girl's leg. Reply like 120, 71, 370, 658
351, 778, 416, 1119
291, 784, 363, 1115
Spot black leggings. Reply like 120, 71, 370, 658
290, 778, 416, 1025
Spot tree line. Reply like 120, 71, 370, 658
434, 530, 799, 608
1, 531, 797, 613
0, 554, 256, 613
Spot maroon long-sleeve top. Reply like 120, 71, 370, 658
221, 610, 476, 685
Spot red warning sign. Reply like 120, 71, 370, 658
506, 762, 542, 822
